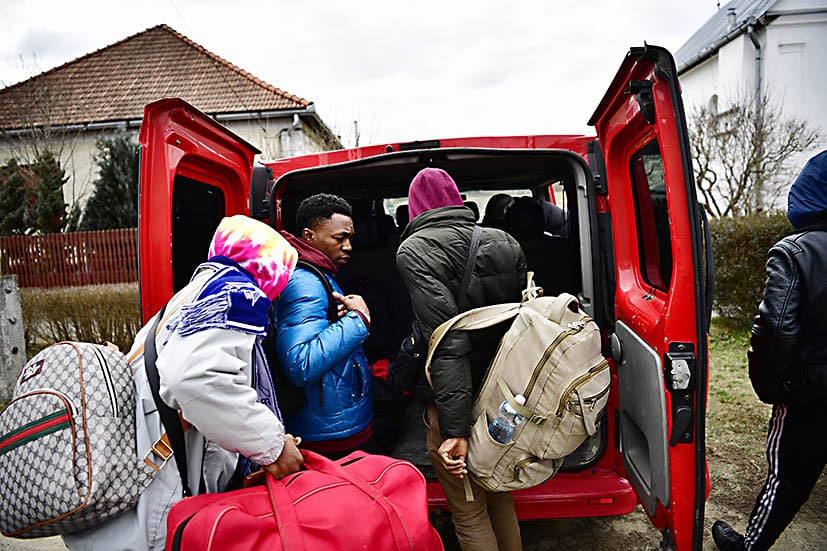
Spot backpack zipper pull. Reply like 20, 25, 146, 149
568, 320, 586, 331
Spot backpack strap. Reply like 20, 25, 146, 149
457, 225, 482, 313
144, 303, 193, 497
296, 260, 338, 324
423, 271, 548, 386
424, 302, 520, 386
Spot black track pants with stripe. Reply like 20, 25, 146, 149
744, 402, 827, 550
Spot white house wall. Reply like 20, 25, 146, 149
678, 3, 827, 210
763, 9, 827, 134
0, 117, 333, 220
225, 118, 330, 161
681, 33, 765, 110
679, 4, 827, 133
0, 129, 112, 208
679, 57, 720, 114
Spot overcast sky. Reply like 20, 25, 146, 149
0, 1, 718, 148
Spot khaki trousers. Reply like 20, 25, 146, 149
425, 405, 522, 551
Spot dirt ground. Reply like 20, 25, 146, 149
3, 320, 824, 551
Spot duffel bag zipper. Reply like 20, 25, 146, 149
523, 316, 590, 398
555, 360, 610, 419
170, 513, 196, 550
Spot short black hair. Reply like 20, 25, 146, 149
295, 193, 353, 231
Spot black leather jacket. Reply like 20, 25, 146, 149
749, 218, 827, 404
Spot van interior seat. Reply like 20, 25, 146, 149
481, 193, 514, 230
395, 204, 409, 233
339, 247, 414, 364
464, 201, 480, 222
340, 200, 414, 364
505, 197, 573, 297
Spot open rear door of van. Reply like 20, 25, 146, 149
138, 98, 259, 322
588, 46, 710, 550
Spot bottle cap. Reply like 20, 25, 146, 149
514, 394, 526, 406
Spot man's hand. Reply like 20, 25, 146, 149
332, 292, 370, 320
263, 435, 304, 480
437, 437, 468, 479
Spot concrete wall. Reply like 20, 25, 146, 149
0, 275, 25, 402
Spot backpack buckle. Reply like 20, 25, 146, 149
530, 413, 547, 425
143, 438, 173, 471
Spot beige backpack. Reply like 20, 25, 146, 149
425, 277, 609, 493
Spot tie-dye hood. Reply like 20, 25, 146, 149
207, 215, 298, 301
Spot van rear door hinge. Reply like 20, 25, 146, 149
626, 80, 655, 125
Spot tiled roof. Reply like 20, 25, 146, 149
675, 0, 778, 73
0, 24, 310, 131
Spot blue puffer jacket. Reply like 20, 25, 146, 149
272, 266, 372, 441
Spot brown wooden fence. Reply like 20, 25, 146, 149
0, 228, 138, 288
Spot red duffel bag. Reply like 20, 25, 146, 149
165, 449, 443, 550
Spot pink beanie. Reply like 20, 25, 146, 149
407, 168, 464, 220
208, 215, 298, 301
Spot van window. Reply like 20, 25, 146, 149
171, 176, 226, 291
629, 141, 672, 291
384, 190, 532, 224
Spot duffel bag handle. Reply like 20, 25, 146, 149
267, 480, 307, 551
266, 450, 412, 550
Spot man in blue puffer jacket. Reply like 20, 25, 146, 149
272, 193, 375, 458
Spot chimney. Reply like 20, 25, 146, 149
727, 7, 737, 31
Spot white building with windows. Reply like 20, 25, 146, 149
675, 0, 827, 159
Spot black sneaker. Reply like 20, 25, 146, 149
711, 520, 746, 551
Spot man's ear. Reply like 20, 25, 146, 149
301, 228, 314, 241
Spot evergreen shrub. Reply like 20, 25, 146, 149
710, 211, 793, 327
20, 283, 141, 358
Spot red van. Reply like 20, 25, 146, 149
137, 45, 711, 550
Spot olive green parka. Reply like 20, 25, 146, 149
396, 206, 527, 438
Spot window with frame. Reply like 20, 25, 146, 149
629, 141, 672, 291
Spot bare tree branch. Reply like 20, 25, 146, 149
688, 86, 822, 218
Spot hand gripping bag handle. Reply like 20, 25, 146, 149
266, 450, 412, 550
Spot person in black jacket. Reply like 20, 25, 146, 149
712, 150, 827, 551
396, 168, 528, 551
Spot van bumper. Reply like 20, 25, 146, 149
427, 470, 636, 520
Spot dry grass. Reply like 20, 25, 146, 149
705, 318, 772, 509
703, 317, 827, 549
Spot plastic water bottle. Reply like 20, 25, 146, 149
488, 394, 526, 444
